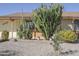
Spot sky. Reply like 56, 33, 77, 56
0, 3, 79, 15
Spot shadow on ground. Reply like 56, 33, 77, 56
0, 50, 20, 56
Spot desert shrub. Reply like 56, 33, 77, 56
27, 30, 32, 39
17, 26, 32, 39
17, 19, 33, 40
55, 30, 77, 43
17, 30, 23, 39
1, 31, 9, 41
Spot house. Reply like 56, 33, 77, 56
0, 12, 32, 39
62, 12, 79, 32
0, 12, 79, 40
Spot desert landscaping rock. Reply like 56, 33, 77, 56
0, 40, 79, 56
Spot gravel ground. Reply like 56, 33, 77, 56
0, 40, 79, 56
0, 40, 54, 56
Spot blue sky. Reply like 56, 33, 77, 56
0, 3, 79, 15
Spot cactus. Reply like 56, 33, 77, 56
32, 4, 63, 55
32, 4, 63, 40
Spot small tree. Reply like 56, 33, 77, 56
32, 4, 63, 55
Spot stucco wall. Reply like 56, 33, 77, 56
0, 19, 74, 39
0, 19, 21, 32
0, 32, 17, 39
32, 32, 45, 40
0, 19, 20, 39
61, 19, 74, 30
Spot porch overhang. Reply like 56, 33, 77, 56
0, 16, 32, 21
62, 12, 79, 20
62, 16, 79, 20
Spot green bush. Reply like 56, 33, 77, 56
27, 30, 32, 39
17, 31, 23, 39
1, 31, 9, 41
17, 20, 33, 39
55, 30, 77, 43
17, 29, 32, 39
23, 29, 32, 39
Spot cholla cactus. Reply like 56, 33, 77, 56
32, 4, 63, 55
32, 4, 63, 40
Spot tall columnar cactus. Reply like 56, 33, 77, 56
32, 4, 63, 40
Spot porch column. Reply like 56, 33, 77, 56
72, 18, 76, 32
10, 17, 15, 39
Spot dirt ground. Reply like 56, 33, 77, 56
0, 40, 79, 56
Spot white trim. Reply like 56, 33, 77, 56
0, 32, 17, 39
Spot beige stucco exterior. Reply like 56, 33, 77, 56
61, 19, 74, 30
0, 12, 79, 40
32, 32, 45, 40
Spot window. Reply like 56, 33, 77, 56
74, 20, 79, 31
